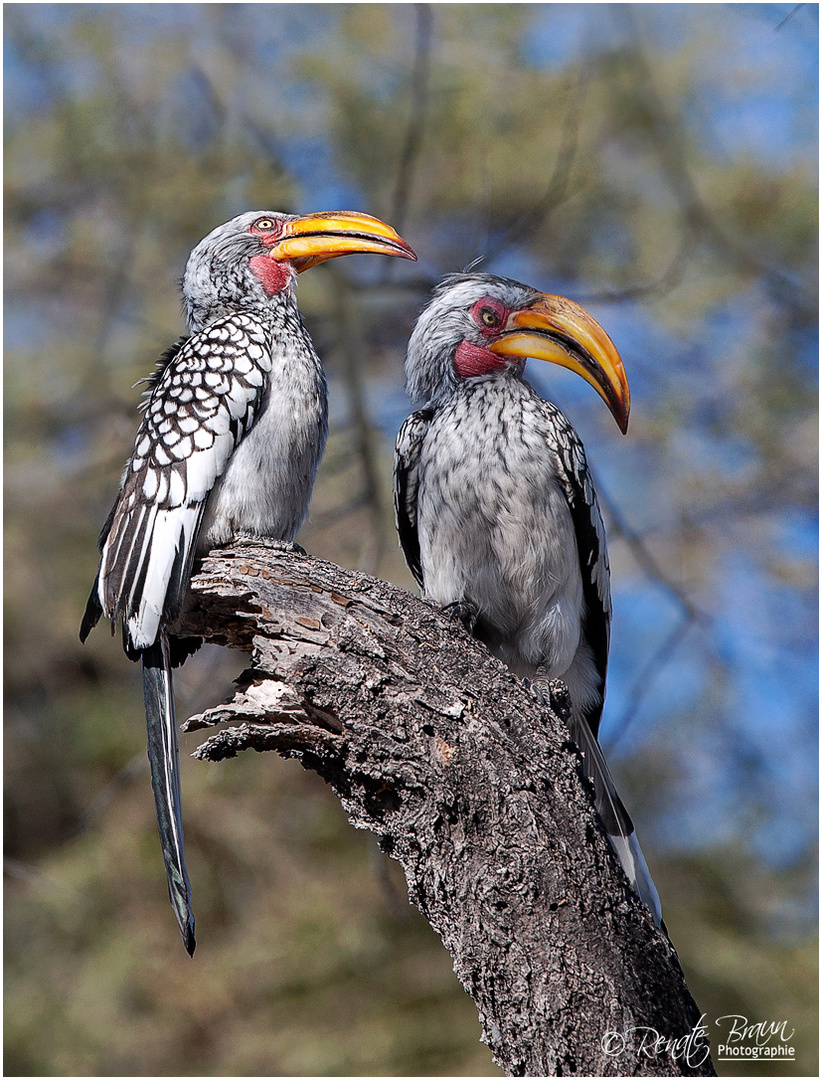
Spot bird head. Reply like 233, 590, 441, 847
406, 273, 629, 432
183, 210, 416, 331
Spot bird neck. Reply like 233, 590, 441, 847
186, 288, 298, 336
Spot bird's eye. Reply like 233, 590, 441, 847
255, 218, 276, 231
480, 307, 501, 327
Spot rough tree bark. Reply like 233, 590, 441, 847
179, 538, 715, 1078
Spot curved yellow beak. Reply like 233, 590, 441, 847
489, 294, 630, 433
269, 211, 417, 272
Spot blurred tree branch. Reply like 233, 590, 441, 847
385, 3, 433, 250
484, 64, 591, 263
324, 269, 389, 574
178, 539, 715, 1078
775, 5, 804, 32
613, 10, 815, 311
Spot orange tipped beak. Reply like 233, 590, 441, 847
268, 211, 417, 272
489, 293, 630, 432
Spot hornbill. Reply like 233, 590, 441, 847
80, 211, 416, 953
393, 273, 662, 926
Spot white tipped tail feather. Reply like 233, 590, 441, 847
142, 638, 195, 954
568, 709, 662, 927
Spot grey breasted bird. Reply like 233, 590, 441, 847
81, 211, 416, 953
394, 273, 661, 926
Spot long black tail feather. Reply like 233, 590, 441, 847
142, 639, 196, 954
79, 571, 103, 643
567, 711, 663, 928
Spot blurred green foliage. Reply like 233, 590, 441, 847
5, 4, 817, 1075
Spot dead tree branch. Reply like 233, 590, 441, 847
179, 539, 715, 1078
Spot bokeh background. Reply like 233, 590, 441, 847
4, 4, 817, 1076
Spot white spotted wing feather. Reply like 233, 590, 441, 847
96, 313, 271, 649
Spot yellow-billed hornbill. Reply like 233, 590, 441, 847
394, 273, 661, 925
80, 211, 416, 952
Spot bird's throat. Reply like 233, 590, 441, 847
454, 340, 510, 379
249, 255, 292, 296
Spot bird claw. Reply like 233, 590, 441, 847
441, 599, 479, 635
235, 534, 307, 556
273, 539, 307, 556
524, 675, 571, 719
523, 676, 544, 703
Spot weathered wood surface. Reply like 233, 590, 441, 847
179, 538, 714, 1077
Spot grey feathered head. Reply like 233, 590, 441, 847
183, 211, 417, 332
405, 273, 542, 405
182, 212, 293, 331
405, 272, 630, 431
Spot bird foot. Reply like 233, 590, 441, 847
441, 599, 479, 635
272, 538, 307, 556
234, 534, 307, 556
523, 677, 547, 706
524, 675, 571, 720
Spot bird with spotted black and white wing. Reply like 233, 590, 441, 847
81, 211, 415, 953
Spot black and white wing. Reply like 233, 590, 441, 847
393, 408, 433, 589
541, 403, 661, 924
80, 312, 272, 651
543, 400, 611, 735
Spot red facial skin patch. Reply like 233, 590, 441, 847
454, 340, 510, 378
469, 296, 508, 336
248, 255, 292, 296
453, 295, 515, 378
